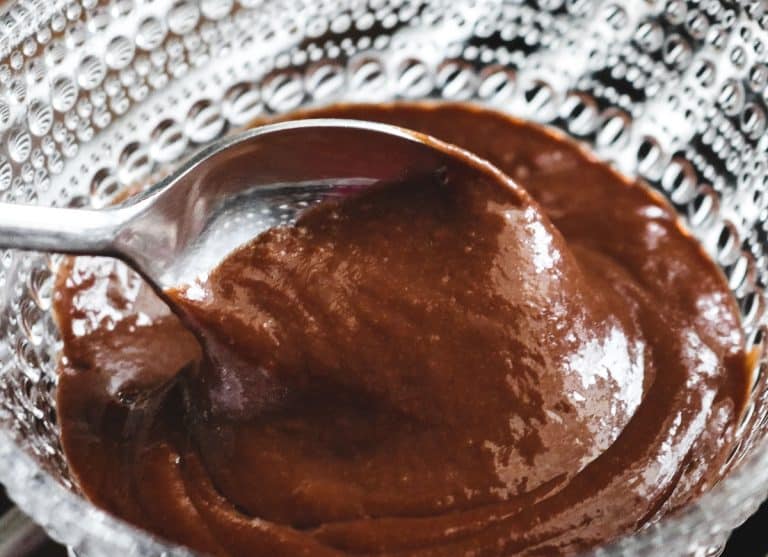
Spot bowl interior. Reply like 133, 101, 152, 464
1, 0, 768, 555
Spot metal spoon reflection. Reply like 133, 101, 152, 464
0, 119, 455, 295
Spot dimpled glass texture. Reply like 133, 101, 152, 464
0, 0, 768, 555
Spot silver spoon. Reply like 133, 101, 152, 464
0, 118, 490, 554
0, 119, 456, 294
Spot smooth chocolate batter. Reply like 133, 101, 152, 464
54, 103, 749, 556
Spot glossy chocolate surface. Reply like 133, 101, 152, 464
54, 103, 748, 556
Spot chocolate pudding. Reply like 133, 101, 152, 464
54, 103, 749, 556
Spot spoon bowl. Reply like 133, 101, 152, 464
0, 118, 465, 550
0, 119, 453, 292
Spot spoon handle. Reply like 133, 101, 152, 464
0, 202, 119, 255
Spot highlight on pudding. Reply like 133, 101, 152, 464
53, 102, 749, 556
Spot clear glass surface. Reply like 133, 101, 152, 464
0, 0, 767, 555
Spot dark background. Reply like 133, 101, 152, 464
1, 487, 764, 556
722, 500, 768, 555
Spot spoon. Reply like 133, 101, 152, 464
0, 118, 499, 552
0, 118, 457, 295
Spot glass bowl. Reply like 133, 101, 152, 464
1, 0, 767, 555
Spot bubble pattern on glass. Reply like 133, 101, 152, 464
0, 0, 768, 555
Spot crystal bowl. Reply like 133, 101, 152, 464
1, 0, 768, 555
